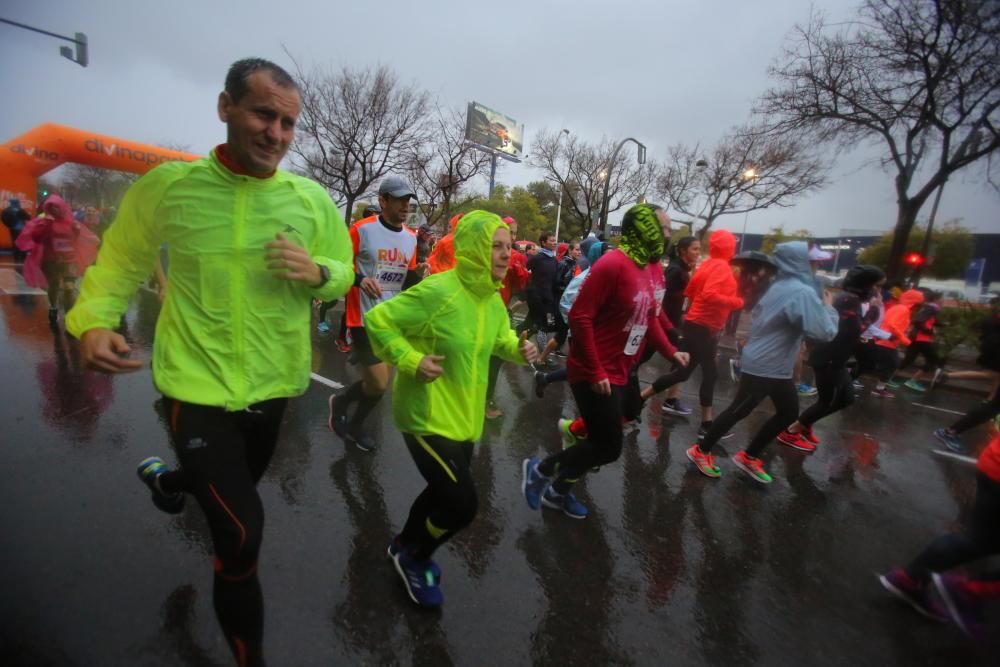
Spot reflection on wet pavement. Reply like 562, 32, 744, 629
1, 288, 997, 665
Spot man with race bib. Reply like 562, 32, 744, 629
328, 176, 422, 452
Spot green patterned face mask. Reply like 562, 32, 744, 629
618, 204, 665, 265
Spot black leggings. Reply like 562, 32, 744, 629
318, 299, 336, 323
798, 365, 855, 427
856, 342, 898, 382
538, 381, 631, 493
699, 373, 799, 458
159, 396, 287, 667
650, 321, 718, 407
951, 390, 1000, 435
517, 292, 556, 335
899, 341, 941, 373
400, 433, 477, 561
907, 472, 1000, 583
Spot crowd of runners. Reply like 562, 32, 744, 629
7, 58, 997, 664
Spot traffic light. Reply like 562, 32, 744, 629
59, 32, 88, 67
904, 252, 925, 267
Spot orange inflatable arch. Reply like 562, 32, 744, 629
0, 123, 201, 248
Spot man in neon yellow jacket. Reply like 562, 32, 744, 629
365, 209, 538, 608
66, 58, 353, 667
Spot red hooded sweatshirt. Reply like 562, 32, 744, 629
683, 229, 743, 332
875, 289, 924, 349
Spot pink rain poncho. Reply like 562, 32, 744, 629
16, 195, 99, 289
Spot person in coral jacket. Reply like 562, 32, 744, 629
641, 228, 743, 437
427, 213, 463, 274
870, 288, 924, 398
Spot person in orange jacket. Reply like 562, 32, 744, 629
641, 228, 743, 437
427, 213, 462, 274
870, 288, 924, 397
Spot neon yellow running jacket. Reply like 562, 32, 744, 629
365, 210, 524, 442
67, 149, 354, 410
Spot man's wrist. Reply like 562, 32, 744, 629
310, 263, 330, 289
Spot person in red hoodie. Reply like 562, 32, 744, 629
640, 229, 743, 437
521, 204, 688, 519
879, 421, 1000, 641
485, 216, 531, 419
871, 288, 924, 398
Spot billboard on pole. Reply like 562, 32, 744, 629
465, 101, 524, 160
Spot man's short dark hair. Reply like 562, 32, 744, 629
539, 231, 555, 244
225, 58, 299, 103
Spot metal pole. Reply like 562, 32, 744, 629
488, 153, 498, 198
555, 186, 564, 242
739, 210, 749, 253
599, 137, 644, 234
0, 17, 85, 44
553, 129, 570, 242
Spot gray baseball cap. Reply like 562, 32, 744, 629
378, 176, 416, 199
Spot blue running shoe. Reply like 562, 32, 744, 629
541, 486, 589, 519
317, 321, 331, 334
392, 546, 443, 608
934, 428, 966, 453
136, 456, 185, 514
387, 535, 440, 583
521, 458, 550, 510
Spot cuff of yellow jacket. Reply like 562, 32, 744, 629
310, 259, 354, 302
397, 350, 424, 377
65, 308, 119, 340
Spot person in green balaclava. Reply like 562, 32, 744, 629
522, 203, 688, 520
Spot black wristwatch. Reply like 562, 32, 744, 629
311, 263, 331, 289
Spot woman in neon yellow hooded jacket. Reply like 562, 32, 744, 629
365, 210, 530, 442
365, 210, 536, 607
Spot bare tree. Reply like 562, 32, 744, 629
405, 105, 492, 229
289, 60, 432, 223
656, 124, 826, 240
529, 130, 657, 239
758, 0, 1000, 280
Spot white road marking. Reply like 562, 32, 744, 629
931, 450, 978, 465
310, 372, 344, 390
912, 403, 965, 416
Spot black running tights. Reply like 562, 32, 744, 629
400, 433, 478, 561
797, 365, 854, 427
650, 321, 718, 407
159, 397, 286, 667
699, 373, 799, 458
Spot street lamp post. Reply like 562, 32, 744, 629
738, 167, 757, 253
553, 129, 570, 242
598, 137, 646, 234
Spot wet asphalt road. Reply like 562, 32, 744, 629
1, 284, 997, 666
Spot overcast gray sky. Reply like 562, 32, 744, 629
2, 0, 996, 236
